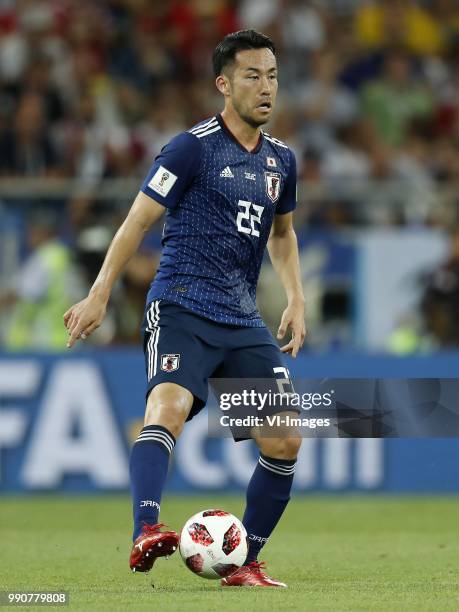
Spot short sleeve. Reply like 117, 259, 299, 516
276, 149, 297, 215
140, 132, 202, 209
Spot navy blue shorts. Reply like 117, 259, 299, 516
141, 300, 289, 422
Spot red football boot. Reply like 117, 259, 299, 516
129, 523, 179, 573
221, 561, 287, 587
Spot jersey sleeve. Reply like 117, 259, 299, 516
276, 148, 297, 215
140, 132, 202, 209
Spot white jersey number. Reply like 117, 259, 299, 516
236, 200, 264, 237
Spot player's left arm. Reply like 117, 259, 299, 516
267, 212, 306, 357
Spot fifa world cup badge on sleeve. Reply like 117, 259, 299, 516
161, 354, 180, 372
148, 165, 178, 196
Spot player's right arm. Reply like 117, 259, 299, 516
65, 130, 202, 348
64, 191, 165, 348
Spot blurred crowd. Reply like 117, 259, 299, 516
1, 1, 459, 204
1, 0, 459, 350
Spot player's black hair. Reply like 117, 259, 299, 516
212, 30, 276, 78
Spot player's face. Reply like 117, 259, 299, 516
227, 48, 278, 127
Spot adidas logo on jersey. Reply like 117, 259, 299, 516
220, 166, 234, 178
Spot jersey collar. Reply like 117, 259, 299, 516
216, 113, 263, 154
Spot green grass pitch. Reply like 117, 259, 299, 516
1, 495, 459, 611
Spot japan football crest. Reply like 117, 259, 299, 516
265, 172, 281, 203
161, 354, 180, 372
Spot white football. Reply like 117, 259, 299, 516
179, 509, 248, 579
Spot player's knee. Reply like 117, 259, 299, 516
257, 435, 301, 460
144, 383, 193, 438
282, 436, 302, 458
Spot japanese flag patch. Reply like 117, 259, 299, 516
148, 165, 178, 197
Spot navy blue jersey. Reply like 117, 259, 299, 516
140, 113, 297, 326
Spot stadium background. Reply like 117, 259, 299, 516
0, 1, 459, 609
1, 0, 459, 493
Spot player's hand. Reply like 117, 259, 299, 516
63, 294, 107, 348
277, 299, 306, 358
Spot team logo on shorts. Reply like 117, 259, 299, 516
265, 172, 281, 202
161, 354, 180, 372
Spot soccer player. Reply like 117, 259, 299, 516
64, 30, 305, 588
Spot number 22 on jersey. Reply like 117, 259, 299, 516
236, 200, 264, 237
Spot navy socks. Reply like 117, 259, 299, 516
129, 425, 175, 540
242, 453, 296, 563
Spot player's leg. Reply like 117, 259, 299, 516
130, 301, 221, 572
130, 383, 192, 528
129, 382, 193, 572
244, 422, 301, 564
218, 332, 301, 586
222, 418, 301, 587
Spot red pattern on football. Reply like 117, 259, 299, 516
187, 522, 214, 546
222, 523, 241, 555
185, 553, 204, 573
212, 563, 239, 577
202, 509, 230, 517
